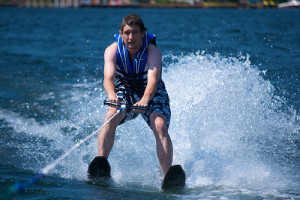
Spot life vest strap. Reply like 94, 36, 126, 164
116, 69, 148, 80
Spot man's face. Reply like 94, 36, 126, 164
120, 24, 145, 54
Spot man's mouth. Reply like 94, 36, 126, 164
128, 40, 135, 44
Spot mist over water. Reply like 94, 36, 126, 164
2, 52, 298, 198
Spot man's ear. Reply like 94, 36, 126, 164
119, 30, 124, 40
142, 30, 146, 38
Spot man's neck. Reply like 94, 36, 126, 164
128, 49, 139, 60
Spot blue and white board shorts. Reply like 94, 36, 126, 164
116, 79, 171, 128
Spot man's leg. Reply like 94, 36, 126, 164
98, 107, 125, 158
150, 112, 173, 178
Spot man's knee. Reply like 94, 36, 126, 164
105, 107, 125, 125
150, 113, 168, 134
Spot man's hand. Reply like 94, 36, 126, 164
106, 97, 121, 109
133, 98, 149, 113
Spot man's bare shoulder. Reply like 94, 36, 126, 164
148, 43, 162, 58
104, 42, 118, 60
147, 43, 162, 70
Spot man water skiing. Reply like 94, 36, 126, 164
88, 14, 185, 189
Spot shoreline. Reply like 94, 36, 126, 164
0, 1, 282, 9
0, 4, 279, 9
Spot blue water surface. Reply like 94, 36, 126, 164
0, 7, 299, 200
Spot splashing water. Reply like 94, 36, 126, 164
1, 52, 299, 196
163, 52, 299, 192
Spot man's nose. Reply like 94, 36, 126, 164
129, 33, 133, 39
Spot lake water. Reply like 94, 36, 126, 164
0, 7, 299, 200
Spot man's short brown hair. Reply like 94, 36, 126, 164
120, 14, 147, 33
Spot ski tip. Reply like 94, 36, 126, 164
88, 156, 111, 179
161, 165, 186, 191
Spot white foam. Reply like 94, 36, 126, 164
163, 52, 298, 191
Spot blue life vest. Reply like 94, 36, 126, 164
114, 32, 156, 85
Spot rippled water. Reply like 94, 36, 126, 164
0, 7, 299, 199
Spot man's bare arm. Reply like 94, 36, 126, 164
134, 44, 162, 109
103, 42, 119, 103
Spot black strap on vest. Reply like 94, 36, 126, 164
116, 69, 148, 80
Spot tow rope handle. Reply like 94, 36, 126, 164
103, 100, 149, 111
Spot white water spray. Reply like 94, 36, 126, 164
1, 52, 299, 194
